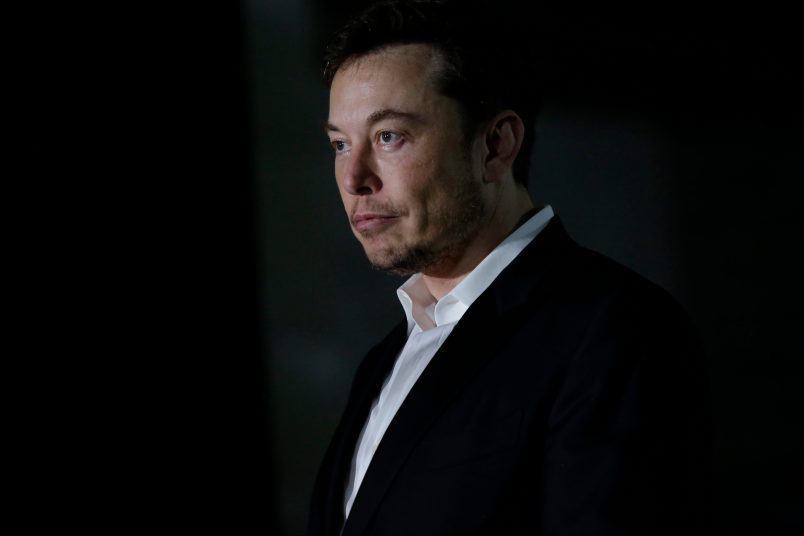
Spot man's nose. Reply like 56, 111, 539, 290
342, 146, 381, 196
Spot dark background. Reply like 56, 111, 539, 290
19, 1, 801, 533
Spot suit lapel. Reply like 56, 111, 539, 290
342, 218, 578, 535
313, 322, 407, 535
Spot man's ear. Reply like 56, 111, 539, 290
483, 111, 525, 184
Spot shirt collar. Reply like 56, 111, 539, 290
397, 205, 554, 334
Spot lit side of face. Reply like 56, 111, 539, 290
326, 44, 487, 276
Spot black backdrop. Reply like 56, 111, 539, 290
17, 1, 801, 533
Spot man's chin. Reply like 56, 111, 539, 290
365, 253, 418, 276
364, 246, 438, 276
369, 262, 417, 277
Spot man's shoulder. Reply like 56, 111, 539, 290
566, 244, 682, 308
494, 222, 701, 364
546, 242, 695, 336
510, 219, 689, 323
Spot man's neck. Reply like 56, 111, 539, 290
421, 194, 536, 301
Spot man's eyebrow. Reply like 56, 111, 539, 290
325, 108, 424, 134
366, 108, 423, 125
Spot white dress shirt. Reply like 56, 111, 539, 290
343, 205, 555, 520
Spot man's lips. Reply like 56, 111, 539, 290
353, 213, 399, 233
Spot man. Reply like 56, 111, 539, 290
309, 1, 710, 534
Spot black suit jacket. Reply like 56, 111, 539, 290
308, 218, 711, 535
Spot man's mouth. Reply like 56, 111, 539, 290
353, 213, 399, 233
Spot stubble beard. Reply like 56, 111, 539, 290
364, 170, 487, 277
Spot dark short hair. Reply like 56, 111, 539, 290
323, 0, 540, 186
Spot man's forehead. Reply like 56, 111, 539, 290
328, 44, 448, 127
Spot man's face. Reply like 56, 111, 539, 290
327, 44, 489, 276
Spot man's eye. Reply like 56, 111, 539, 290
331, 140, 348, 154
379, 131, 401, 145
